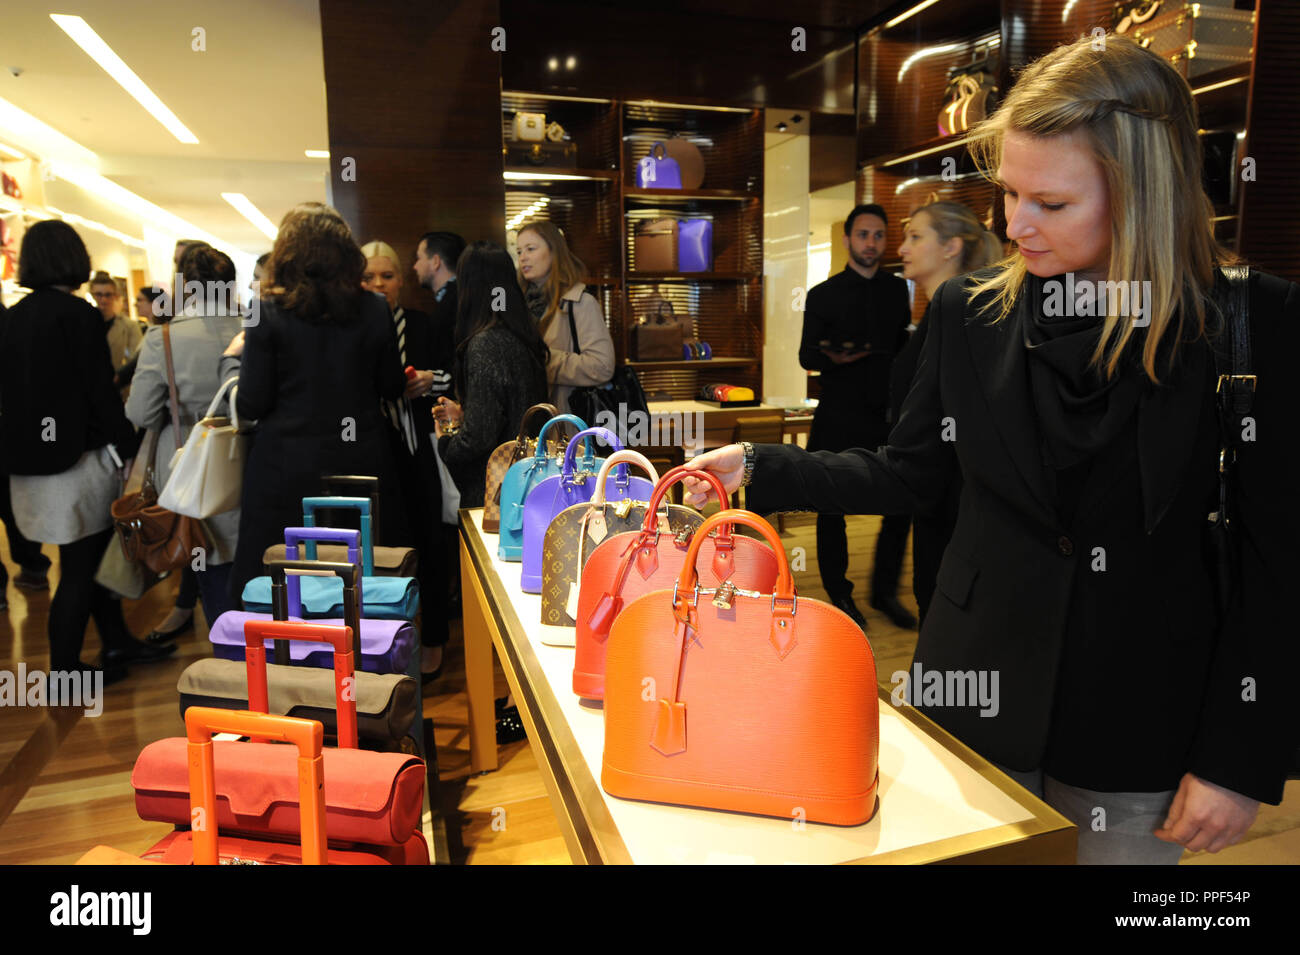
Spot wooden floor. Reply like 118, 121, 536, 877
1, 514, 1295, 864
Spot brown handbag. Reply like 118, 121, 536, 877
634, 218, 677, 273
630, 291, 688, 361
482, 403, 560, 533
110, 323, 209, 574
661, 136, 705, 190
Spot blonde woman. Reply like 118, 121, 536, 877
515, 220, 614, 413
684, 35, 1299, 863
874, 201, 1003, 628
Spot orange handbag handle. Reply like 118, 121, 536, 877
242, 619, 358, 749
184, 706, 328, 866
642, 465, 728, 530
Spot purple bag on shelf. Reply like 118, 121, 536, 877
636, 142, 683, 189
678, 218, 712, 272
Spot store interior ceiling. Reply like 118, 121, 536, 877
0, 0, 329, 255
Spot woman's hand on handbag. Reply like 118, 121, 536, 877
682, 444, 745, 507
223, 331, 245, 357
1153, 773, 1260, 853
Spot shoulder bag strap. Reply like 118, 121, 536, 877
565, 298, 581, 355
161, 322, 184, 452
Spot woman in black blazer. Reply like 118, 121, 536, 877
684, 36, 1298, 864
225, 203, 408, 601
0, 221, 171, 679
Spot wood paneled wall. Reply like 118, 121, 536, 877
1238, 1, 1299, 282
319, 0, 505, 313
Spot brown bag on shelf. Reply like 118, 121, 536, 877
482, 403, 560, 533
634, 218, 677, 272
662, 136, 705, 190
630, 292, 687, 361
110, 325, 210, 574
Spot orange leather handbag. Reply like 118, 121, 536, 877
602, 509, 880, 826
573, 467, 780, 700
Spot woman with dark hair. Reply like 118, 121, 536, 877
685, 35, 1299, 864
126, 245, 243, 628
223, 202, 408, 600
432, 241, 550, 509
0, 220, 172, 680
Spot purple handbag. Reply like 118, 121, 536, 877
520, 427, 649, 593
678, 218, 712, 272
636, 142, 683, 189
209, 548, 416, 674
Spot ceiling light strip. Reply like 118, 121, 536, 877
50, 14, 199, 144
221, 193, 278, 240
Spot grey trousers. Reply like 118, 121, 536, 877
996, 764, 1186, 865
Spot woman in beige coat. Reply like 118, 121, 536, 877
125, 245, 242, 626
515, 220, 614, 414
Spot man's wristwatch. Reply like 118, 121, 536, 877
741, 441, 756, 487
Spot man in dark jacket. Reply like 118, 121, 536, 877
799, 204, 912, 630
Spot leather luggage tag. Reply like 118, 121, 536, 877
587, 512, 607, 544
566, 581, 581, 620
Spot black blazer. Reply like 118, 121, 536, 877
400, 303, 455, 433
748, 267, 1299, 804
230, 291, 407, 594
0, 288, 138, 474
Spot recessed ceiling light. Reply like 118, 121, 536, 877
304, 149, 329, 159
221, 192, 277, 240
50, 14, 199, 144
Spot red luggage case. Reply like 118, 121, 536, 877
133, 614, 429, 864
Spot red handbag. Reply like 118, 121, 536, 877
132, 618, 428, 863
602, 509, 880, 826
573, 466, 781, 700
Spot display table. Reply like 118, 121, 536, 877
459, 508, 1076, 864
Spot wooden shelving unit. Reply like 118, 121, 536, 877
502, 92, 764, 401
855, 0, 1259, 323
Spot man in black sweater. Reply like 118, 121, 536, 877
798, 204, 913, 630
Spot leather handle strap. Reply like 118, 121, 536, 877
563, 426, 622, 478
589, 450, 658, 507
535, 413, 588, 460
162, 322, 183, 452
515, 403, 560, 445
642, 465, 728, 531
676, 509, 793, 600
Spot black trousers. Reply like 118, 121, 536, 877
50, 528, 132, 671
809, 403, 889, 601
0, 476, 50, 588
394, 433, 449, 648
872, 513, 910, 603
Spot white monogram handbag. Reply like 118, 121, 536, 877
158, 377, 246, 518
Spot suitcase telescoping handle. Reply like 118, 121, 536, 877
268, 559, 362, 665
184, 706, 328, 865
301, 496, 374, 576
282, 527, 363, 614
240, 619, 359, 749
321, 475, 382, 539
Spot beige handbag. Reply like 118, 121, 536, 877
158, 376, 245, 518
540, 450, 702, 633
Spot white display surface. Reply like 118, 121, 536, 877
466, 509, 1043, 864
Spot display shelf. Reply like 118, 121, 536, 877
504, 167, 620, 182
623, 187, 757, 203
624, 356, 758, 369
625, 270, 758, 282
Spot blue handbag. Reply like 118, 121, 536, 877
498, 413, 587, 561
678, 218, 713, 272
241, 526, 419, 620
636, 142, 683, 189
520, 427, 652, 593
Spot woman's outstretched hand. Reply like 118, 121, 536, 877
683, 444, 746, 507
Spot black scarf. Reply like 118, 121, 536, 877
524, 282, 548, 323
1022, 274, 1145, 470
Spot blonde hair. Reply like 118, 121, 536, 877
912, 201, 1004, 274
359, 240, 402, 272
515, 220, 587, 337
965, 34, 1236, 384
